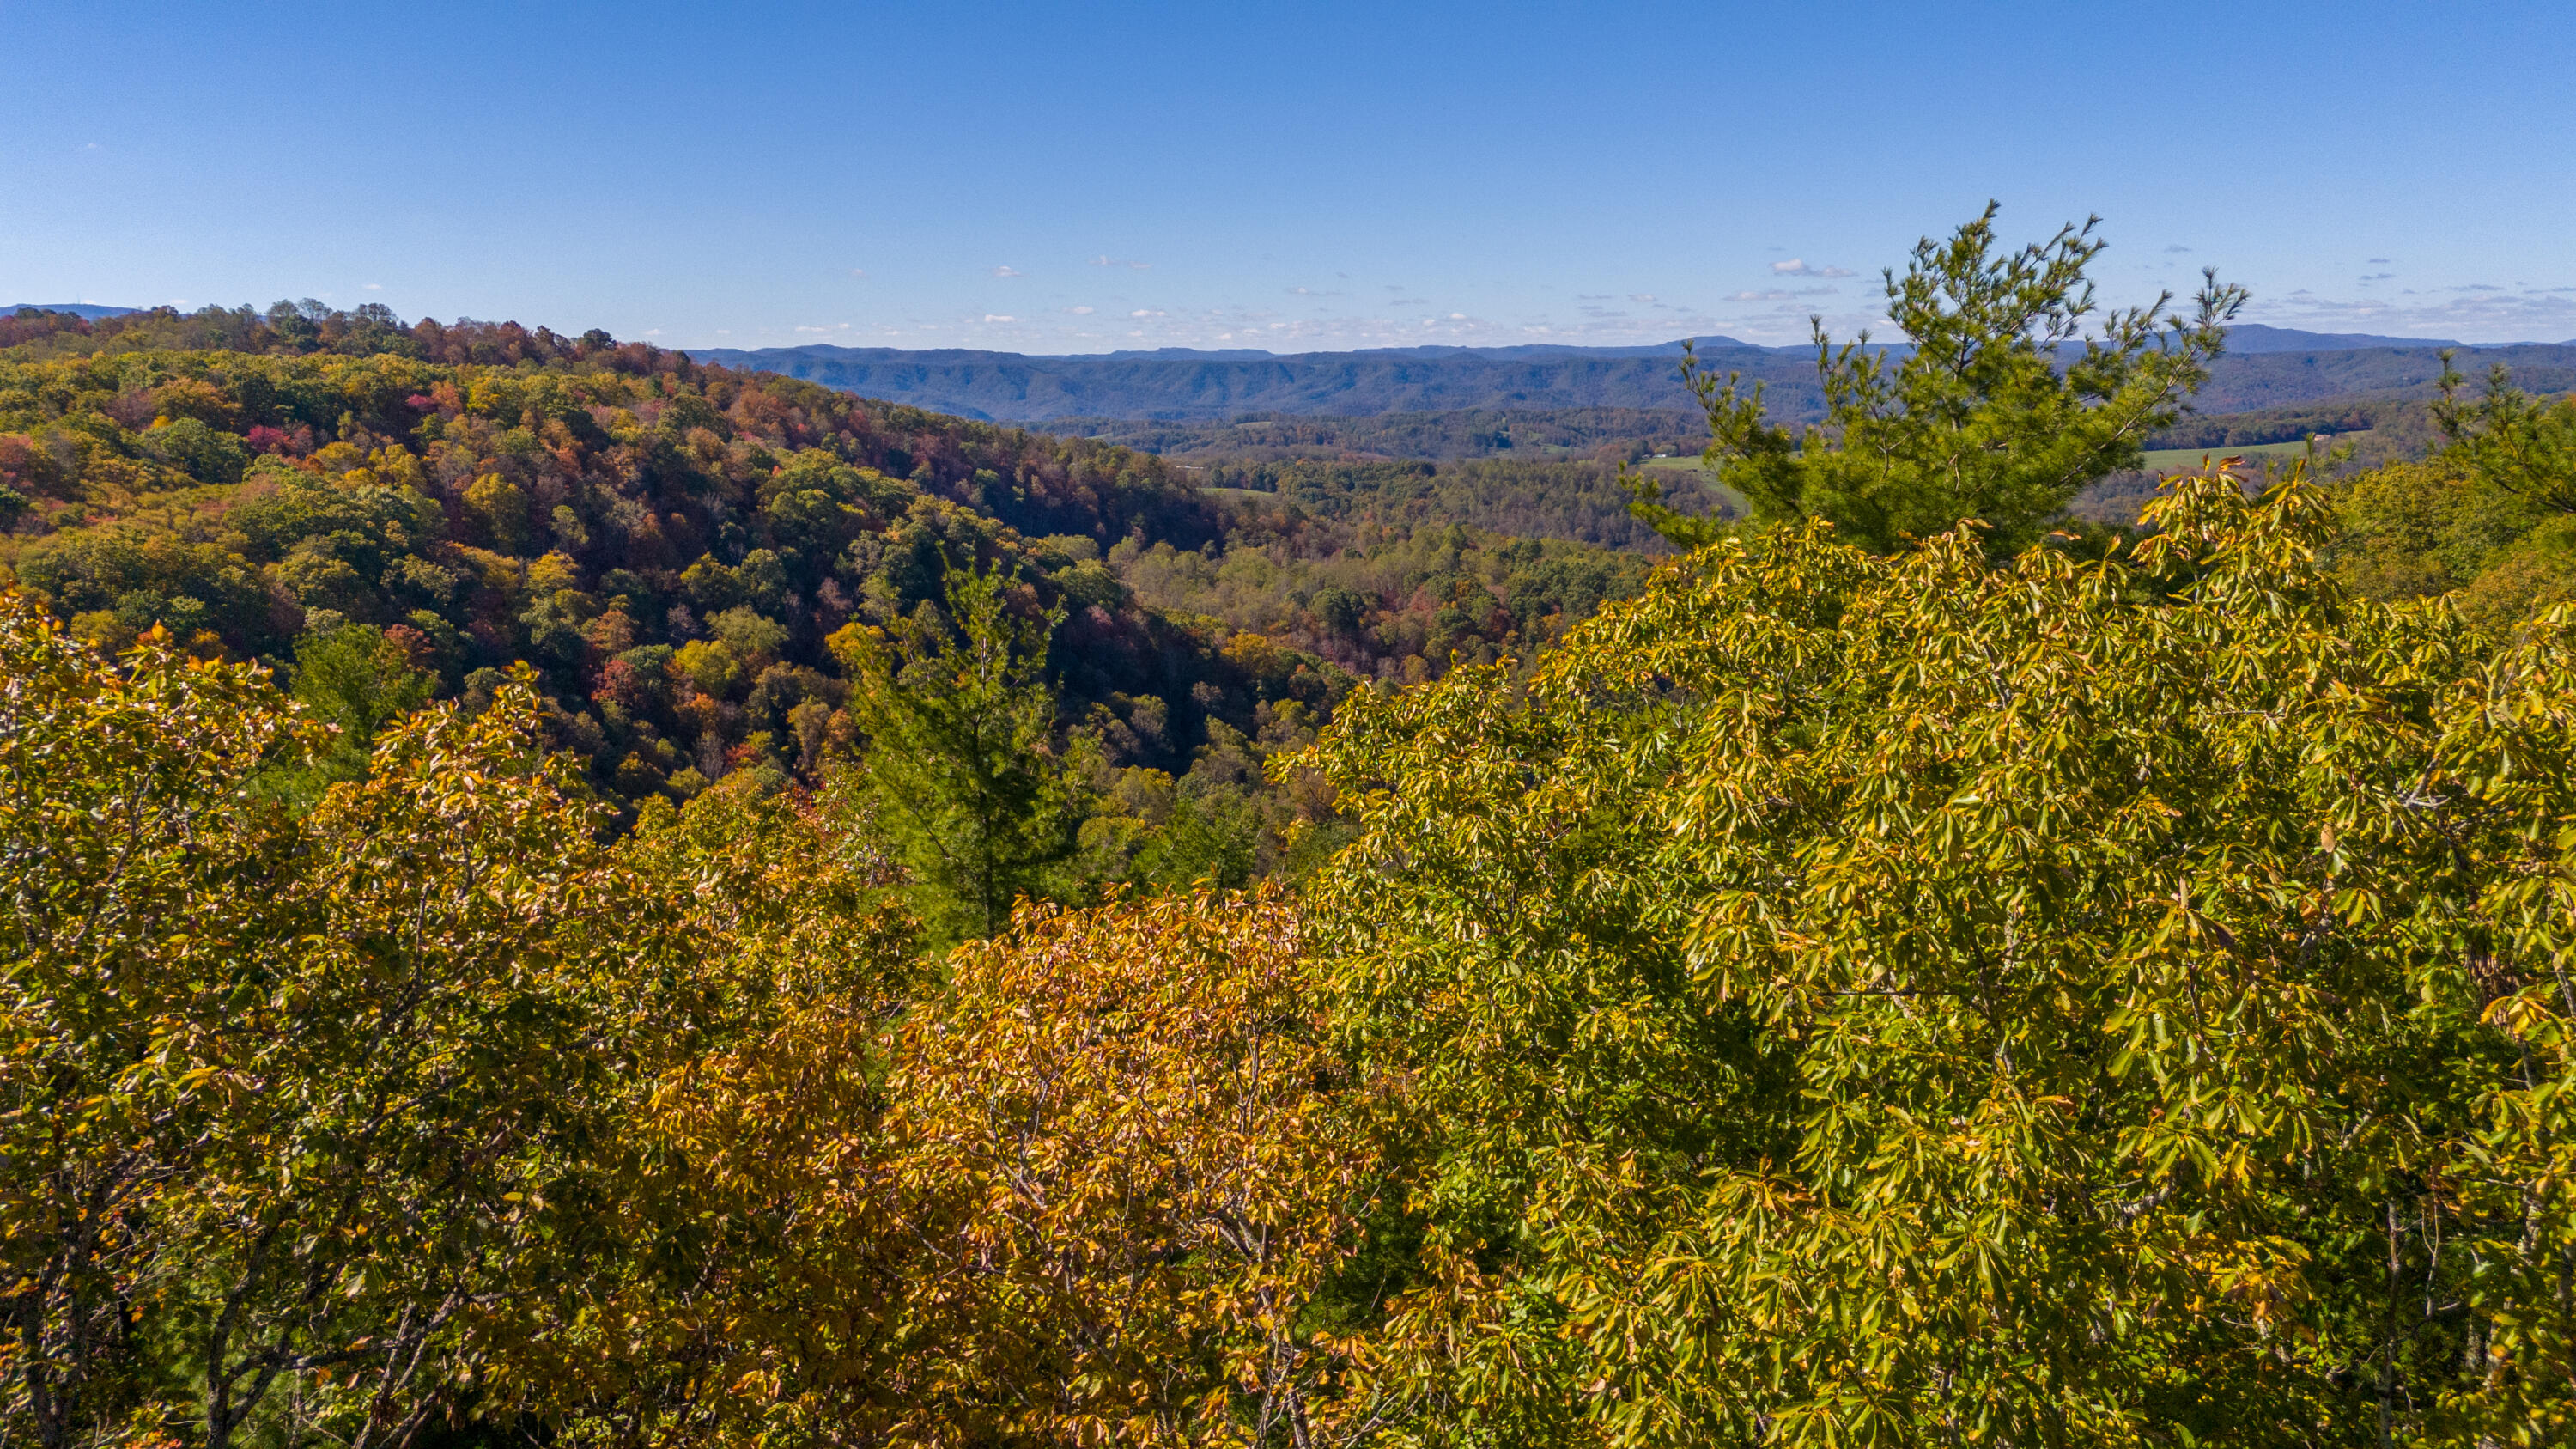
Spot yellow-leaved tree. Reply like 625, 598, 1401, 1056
0, 595, 931, 1449
884, 889, 1388, 1447
517, 771, 925, 1446
1300, 469, 2576, 1446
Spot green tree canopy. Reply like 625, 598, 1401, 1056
2328, 357, 2576, 630
830, 558, 1091, 941
1302, 468, 2576, 1445
2429, 350, 2576, 515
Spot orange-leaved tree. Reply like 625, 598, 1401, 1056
885, 888, 1388, 1447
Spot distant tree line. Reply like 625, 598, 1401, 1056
1047, 405, 1710, 462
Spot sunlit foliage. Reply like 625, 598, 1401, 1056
885, 888, 1382, 1447
1303, 469, 2576, 1445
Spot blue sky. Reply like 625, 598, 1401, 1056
5, 1, 2573, 352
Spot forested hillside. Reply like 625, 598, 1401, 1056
15, 211, 2576, 1449
0, 302, 1649, 886
1046, 405, 1707, 462
687, 338, 1812, 422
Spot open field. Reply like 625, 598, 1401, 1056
2140, 434, 2366, 472
1635, 453, 1750, 515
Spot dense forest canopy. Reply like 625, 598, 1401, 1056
0, 301, 1649, 890
1042, 407, 1712, 463
12, 207, 2576, 1447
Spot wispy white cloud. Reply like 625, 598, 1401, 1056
919, 279, 1919, 350
1771, 259, 1856, 278
2245, 285, 2576, 342
1093, 255, 1151, 270
990, 265, 1023, 277
982, 314, 1016, 322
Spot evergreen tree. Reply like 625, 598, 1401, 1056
2428, 349, 2576, 513
831, 558, 1088, 941
1633, 203, 2247, 554
285, 619, 433, 788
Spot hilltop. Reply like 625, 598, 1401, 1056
0, 302, 1670, 843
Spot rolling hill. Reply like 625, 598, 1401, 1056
683, 340, 1812, 423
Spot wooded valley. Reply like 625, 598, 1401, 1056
11, 210, 2576, 1446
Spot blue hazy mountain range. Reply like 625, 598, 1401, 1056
1088, 326, 2473, 360
691, 326, 2576, 423
4, 302, 143, 320
13, 304, 2565, 421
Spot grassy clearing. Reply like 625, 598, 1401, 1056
2140, 433, 2366, 472
1632, 454, 1749, 515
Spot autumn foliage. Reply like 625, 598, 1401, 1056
19, 215, 2576, 1446
884, 889, 1377, 1446
1301, 470, 2576, 1445
0, 606, 1377, 1446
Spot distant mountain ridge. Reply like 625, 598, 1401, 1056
692, 326, 2576, 423
2221, 323, 2459, 351
4, 302, 142, 320
686, 338, 1803, 422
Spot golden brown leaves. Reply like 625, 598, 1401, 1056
888, 888, 1379, 1448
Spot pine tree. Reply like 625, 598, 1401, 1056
1633, 203, 2247, 555
831, 558, 1088, 941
